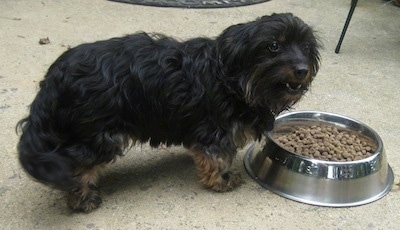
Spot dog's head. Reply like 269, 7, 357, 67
216, 13, 320, 115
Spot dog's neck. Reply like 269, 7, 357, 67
212, 59, 275, 135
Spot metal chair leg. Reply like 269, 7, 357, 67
335, 0, 358, 53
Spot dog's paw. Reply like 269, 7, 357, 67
66, 188, 102, 212
211, 172, 242, 192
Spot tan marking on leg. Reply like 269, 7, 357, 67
79, 164, 105, 187
190, 149, 242, 192
67, 164, 106, 212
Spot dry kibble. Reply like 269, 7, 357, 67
274, 125, 377, 162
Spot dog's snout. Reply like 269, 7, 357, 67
294, 64, 309, 79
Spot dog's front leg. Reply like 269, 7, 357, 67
189, 149, 242, 192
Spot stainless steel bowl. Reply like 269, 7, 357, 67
244, 111, 394, 207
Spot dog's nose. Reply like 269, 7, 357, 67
294, 65, 309, 79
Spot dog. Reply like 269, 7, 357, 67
17, 13, 320, 212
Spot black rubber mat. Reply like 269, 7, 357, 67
109, 0, 270, 8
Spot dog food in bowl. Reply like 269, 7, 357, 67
274, 125, 377, 161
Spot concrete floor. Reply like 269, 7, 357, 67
1, 0, 399, 229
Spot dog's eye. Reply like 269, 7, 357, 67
268, 41, 280, 53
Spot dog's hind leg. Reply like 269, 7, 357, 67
66, 164, 105, 212
189, 149, 242, 192
65, 133, 126, 212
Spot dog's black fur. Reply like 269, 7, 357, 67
17, 13, 320, 212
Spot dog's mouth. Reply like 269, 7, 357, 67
283, 82, 308, 94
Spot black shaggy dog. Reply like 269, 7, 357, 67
17, 13, 320, 212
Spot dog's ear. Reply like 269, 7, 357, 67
215, 15, 280, 74
216, 21, 261, 75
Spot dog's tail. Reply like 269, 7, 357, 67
16, 85, 78, 191
17, 117, 78, 191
